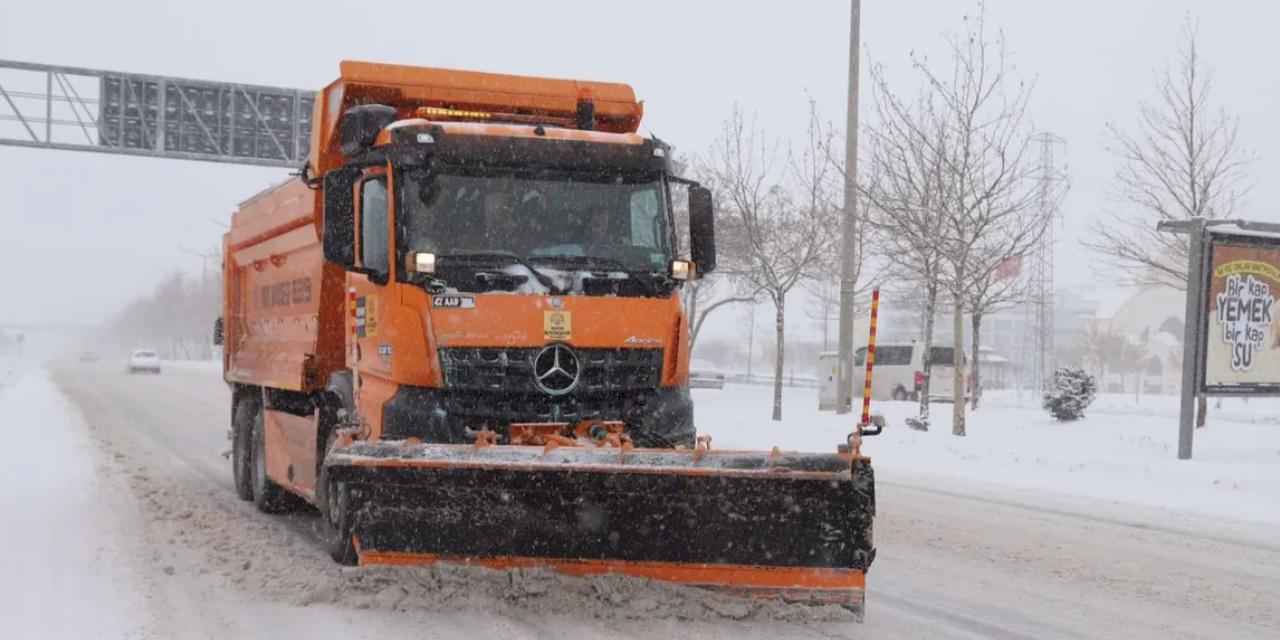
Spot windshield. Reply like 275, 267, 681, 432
400, 170, 672, 274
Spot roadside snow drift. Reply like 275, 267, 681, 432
0, 369, 150, 638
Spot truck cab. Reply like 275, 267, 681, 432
312, 63, 716, 448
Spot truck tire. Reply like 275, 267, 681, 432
250, 407, 291, 513
892, 387, 908, 402
231, 398, 256, 501
316, 427, 357, 565
319, 471, 358, 565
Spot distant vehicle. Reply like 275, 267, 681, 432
126, 349, 161, 374
852, 342, 969, 402
688, 369, 726, 389
79, 351, 100, 363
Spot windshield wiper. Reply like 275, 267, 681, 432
528, 255, 629, 270
439, 251, 563, 293
529, 255, 676, 296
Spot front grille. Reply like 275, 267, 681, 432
437, 346, 663, 425
439, 346, 662, 395
442, 389, 657, 424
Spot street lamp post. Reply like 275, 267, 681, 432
836, 0, 863, 414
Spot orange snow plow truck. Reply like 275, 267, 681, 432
214, 61, 878, 617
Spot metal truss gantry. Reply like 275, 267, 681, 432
0, 59, 312, 168
1019, 132, 1067, 394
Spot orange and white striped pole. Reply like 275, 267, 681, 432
860, 288, 881, 427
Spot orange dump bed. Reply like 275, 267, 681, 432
309, 60, 644, 173
221, 178, 346, 392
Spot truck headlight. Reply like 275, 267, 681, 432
671, 259, 693, 281
413, 252, 436, 274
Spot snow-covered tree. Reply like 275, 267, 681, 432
1043, 367, 1098, 421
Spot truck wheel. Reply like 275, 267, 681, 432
250, 407, 290, 513
231, 398, 255, 501
892, 387, 908, 402
317, 427, 357, 565
319, 470, 358, 566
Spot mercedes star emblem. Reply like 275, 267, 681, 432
533, 344, 581, 396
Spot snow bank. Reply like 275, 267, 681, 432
696, 384, 1280, 526
985, 389, 1280, 425
0, 370, 151, 638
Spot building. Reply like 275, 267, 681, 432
1085, 286, 1185, 395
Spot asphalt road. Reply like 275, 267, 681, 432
48, 363, 1280, 639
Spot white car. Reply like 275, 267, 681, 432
126, 349, 162, 374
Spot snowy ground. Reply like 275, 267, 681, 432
0, 369, 151, 638
699, 385, 1280, 527
161, 359, 223, 373
3, 360, 1279, 638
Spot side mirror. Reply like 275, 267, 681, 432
212, 317, 224, 347
323, 167, 360, 268
688, 185, 716, 276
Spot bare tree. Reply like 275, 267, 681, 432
667, 154, 758, 356
805, 159, 879, 356
685, 275, 759, 354
701, 103, 840, 420
1081, 323, 1128, 387
962, 157, 1062, 412
965, 251, 1029, 409
860, 79, 950, 430
861, 6, 1046, 434
802, 218, 878, 353
1083, 18, 1251, 427
1125, 335, 1151, 402
101, 261, 223, 361
804, 277, 841, 351
1085, 18, 1252, 291
884, 7, 1046, 436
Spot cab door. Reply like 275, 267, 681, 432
349, 169, 398, 434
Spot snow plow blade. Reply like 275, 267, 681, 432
323, 441, 876, 615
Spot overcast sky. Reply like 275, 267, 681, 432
2, 0, 1278, 332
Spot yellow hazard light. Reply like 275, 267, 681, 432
415, 105, 576, 128
416, 106, 492, 121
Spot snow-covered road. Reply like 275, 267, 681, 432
3, 362, 1278, 639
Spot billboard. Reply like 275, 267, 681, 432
1201, 232, 1280, 394
98, 73, 313, 164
